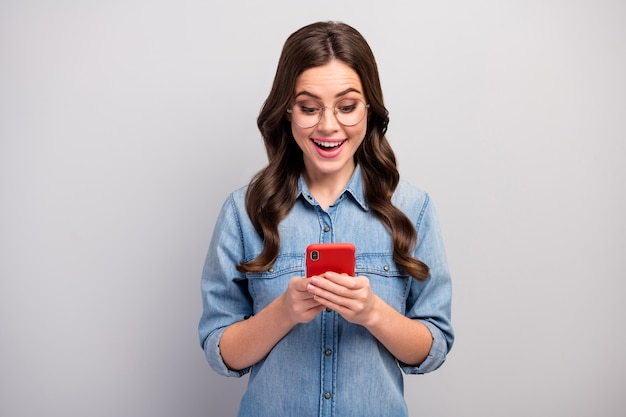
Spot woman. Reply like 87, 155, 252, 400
198, 21, 454, 417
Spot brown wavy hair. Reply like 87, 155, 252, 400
237, 21, 429, 281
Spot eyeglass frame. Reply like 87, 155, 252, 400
286, 98, 370, 128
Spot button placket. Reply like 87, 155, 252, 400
317, 208, 334, 244
318, 205, 338, 415
320, 302, 337, 415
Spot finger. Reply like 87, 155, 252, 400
312, 293, 353, 314
298, 298, 323, 310
307, 280, 352, 308
321, 272, 361, 290
309, 275, 352, 298
290, 276, 314, 292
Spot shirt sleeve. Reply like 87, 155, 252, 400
401, 194, 454, 374
198, 193, 252, 377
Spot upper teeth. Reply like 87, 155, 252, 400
314, 140, 342, 148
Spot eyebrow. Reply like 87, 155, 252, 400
294, 88, 363, 100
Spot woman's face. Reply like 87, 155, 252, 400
289, 60, 368, 185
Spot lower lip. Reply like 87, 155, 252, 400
313, 140, 346, 158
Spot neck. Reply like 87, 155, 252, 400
303, 163, 355, 210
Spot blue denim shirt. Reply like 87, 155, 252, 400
198, 166, 454, 417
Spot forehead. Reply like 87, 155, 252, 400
294, 60, 363, 98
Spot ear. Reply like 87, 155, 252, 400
285, 106, 293, 122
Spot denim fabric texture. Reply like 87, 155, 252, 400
198, 165, 454, 417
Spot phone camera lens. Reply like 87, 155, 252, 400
311, 251, 319, 261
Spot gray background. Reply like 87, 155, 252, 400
1, 1, 625, 416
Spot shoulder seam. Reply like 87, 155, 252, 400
415, 192, 430, 232
227, 192, 247, 262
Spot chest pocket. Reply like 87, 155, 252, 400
355, 254, 411, 312
246, 255, 304, 313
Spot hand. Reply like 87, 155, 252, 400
219, 276, 325, 371
306, 272, 380, 327
281, 276, 326, 325
306, 272, 433, 366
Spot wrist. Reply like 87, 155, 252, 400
362, 295, 385, 330
275, 292, 300, 328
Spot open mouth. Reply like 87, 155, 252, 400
312, 139, 346, 150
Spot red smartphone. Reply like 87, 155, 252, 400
306, 243, 356, 277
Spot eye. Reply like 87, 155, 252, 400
336, 100, 358, 113
297, 101, 321, 115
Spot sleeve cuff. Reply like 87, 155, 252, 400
400, 320, 448, 374
204, 327, 250, 378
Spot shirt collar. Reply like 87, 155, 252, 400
297, 165, 369, 211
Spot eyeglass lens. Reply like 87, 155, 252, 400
290, 99, 367, 128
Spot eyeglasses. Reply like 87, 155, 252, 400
287, 98, 370, 128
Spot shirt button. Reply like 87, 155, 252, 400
324, 349, 332, 356
383, 265, 390, 271
323, 226, 330, 232
325, 307, 332, 313
268, 267, 274, 273
324, 392, 331, 400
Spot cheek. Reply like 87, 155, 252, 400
348, 123, 368, 144
291, 124, 311, 148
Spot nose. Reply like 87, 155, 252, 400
317, 106, 340, 131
